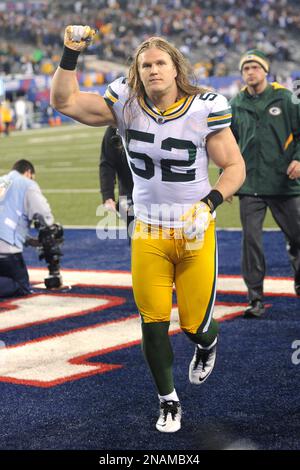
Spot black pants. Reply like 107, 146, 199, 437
0, 252, 31, 298
117, 198, 134, 243
239, 195, 300, 301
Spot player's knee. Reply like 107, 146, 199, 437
182, 318, 219, 345
141, 321, 170, 345
182, 327, 206, 345
180, 320, 203, 336
140, 311, 170, 323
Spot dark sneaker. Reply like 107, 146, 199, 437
189, 339, 217, 385
156, 400, 182, 433
244, 300, 265, 318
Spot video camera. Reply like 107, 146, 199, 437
32, 215, 64, 289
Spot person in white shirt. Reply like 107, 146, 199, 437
0, 160, 54, 297
15, 96, 27, 131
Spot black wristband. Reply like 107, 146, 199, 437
201, 189, 223, 212
60, 46, 81, 70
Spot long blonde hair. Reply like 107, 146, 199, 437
126, 37, 207, 112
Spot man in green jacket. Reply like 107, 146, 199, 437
230, 49, 300, 317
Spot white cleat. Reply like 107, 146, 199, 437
156, 400, 182, 433
189, 340, 217, 385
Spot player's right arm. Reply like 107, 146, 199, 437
51, 69, 116, 126
50, 25, 116, 127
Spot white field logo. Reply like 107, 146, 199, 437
0, 269, 296, 387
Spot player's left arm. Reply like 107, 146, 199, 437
206, 127, 246, 201
181, 96, 245, 241
181, 127, 245, 241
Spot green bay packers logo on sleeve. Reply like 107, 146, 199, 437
269, 106, 282, 116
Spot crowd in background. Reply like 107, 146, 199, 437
1, 0, 300, 132
0, 0, 300, 77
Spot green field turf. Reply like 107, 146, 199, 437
0, 124, 277, 228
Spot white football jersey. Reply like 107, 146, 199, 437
104, 77, 231, 227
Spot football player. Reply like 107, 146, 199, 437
51, 26, 245, 433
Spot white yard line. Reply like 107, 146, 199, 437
28, 133, 95, 143
53, 162, 73, 166
37, 167, 96, 172
48, 143, 100, 149
10, 124, 103, 137
43, 189, 99, 193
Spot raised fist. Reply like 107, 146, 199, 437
64, 25, 96, 51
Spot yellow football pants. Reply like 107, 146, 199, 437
131, 219, 217, 334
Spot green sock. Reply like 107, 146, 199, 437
141, 321, 174, 396
183, 318, 219, 348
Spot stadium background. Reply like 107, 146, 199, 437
0, 0, 300, 455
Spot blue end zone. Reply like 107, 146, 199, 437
23, 228, 292, 276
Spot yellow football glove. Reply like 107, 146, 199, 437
181, 201, 212, 241
64, 25, 96, 51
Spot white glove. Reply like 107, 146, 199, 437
181, 201, 212, 241
64, 25, 96, 51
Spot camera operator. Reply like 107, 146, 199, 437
0, 159, 55, 298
